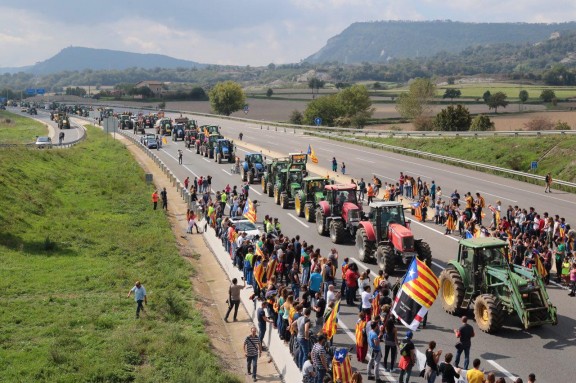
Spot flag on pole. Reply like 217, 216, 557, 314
332, 347, 353, 383
242, 199, 257, 223
309, 145, 319, 164
411, 202, 422, 221
254, 261, 265, 288
266, 255, 278, 281
323, 300, 340, 340
255, 242, 265, 257
391, 258, 439, 330
534, 253, 548, 277
307, 145, 311, 155
162, 136, 168, 145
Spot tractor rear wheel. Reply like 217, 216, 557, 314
376, 245, 395, 275
330, 220, 346, 244
262, 177, 267, 193
439, 268, 465, 315
415, 241, 433, 268
316, 208, 326, 236
267, 183, 274, 197
304, 203, 315, 222
474, 294, 505, 333
356, 228, 375, 263
280, 193, 289, 209
295, 195, 304, 217
274, 186, 280, 205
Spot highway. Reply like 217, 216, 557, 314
10, 107, 85, 145
60, 106, 576, 381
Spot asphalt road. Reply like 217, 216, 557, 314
9, 107, 84, 145
108, 108, 573, 382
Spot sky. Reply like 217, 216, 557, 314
1, 0, 576, 68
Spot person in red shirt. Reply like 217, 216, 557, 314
151, 190, 159, 210
345, 263, 360, 306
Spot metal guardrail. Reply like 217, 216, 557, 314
0, 123, 87, 149
309, 131, 576, 192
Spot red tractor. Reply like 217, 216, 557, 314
356, 201, 432, 274
315, 184, 363, 244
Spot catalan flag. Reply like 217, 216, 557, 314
307, 144, 319, 164
266, 255, 277, 281
253, 261, 265, 289
242, 199, 257, 223
332, 348, 353, 383
323, 300, 340, 340
255, 242, 265, 257
534, 253, 548, 278
391, 258, 439, 330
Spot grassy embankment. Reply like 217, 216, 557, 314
0, 110, 48, 143
0, 125, 240, 382
353, 135, 576, 183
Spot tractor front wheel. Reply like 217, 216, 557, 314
295, 195, 303, 217
262, 177, 267, 194
474, 294, 505, 333
316, 208, 326, 236
329, 220, 346, 244
304, 203, 315, 222
439, 268, 465, 315
415, 240, 433, 268
274, 186, 280, 205
267, 183, 274, 197
280, 193, 289, 209
376, 245, 395, 275
356, 228, 375, 263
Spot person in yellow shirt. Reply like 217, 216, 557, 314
466, 359, 485, 383
373, 269, 384, 289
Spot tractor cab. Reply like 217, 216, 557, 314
325, 185, 360, 218
246, 153, 263, 166
367, 202, 407, 241
457, 238, 510, 291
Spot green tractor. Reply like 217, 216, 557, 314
294, 176, 331, 222
200, 133, 223, 158
261, 157, 290, 196
439, 237, 558, 333
271, 154, 308, 207
58, 114, 71, 129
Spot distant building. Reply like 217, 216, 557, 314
135, 81, 164, 95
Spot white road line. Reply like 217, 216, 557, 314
183, 165, 200, 178
237, 147, 249, 153
317, 147, 332, 152
409, 219, 460, 242
287, 213, 310, 228
356, 157, 375, 163
267, 141, 279, 146
487, 360, 518, 381
249, 187, 262, 196
203, 158, 211, 162
222, 169, 232, 176
478, 190, 517, 203
374, 173, 396, 182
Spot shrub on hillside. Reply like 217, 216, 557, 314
523, 117, 554, 131
413, 116, 434, 131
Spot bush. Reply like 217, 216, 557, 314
289, 110, 303, 125
524, 117, 554, 131
413, 116, 434, 131
556, 120, 571, 130
540, 89, 556, 103
470, 115, 495, 131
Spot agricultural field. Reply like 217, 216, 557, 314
0, 126, 239, 383
0, 110, 47, 143
440, 83, 576, 100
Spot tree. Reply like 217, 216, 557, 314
433, 105, 471, 131
482, 90, 491, 103
486, 92, 508, 113
470, 115, 495, 131
303, 94, 342, 126
395, 78, 436, 120
209, 81, 246, 116
266, 88, 274, 98
289, 110, 303, 125
189, 87, 208, 101
308, 77, 325, 97
540, 89, 556, 103
519, 90, 529, 103
443, 88, 461, 102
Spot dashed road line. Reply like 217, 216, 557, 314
287, 213, 310, 228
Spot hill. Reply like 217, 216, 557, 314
305, 20, 576, 64
0, 47, 205, 75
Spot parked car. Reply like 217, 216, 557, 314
229, 217, 263, 240
35, 136, 53, 149
141, 133, 156, 146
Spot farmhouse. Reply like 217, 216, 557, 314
135, 81, 164, 95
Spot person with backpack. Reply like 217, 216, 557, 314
398, 330, 416, 383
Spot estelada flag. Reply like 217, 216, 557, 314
266, 255, 277, 281
323, 300, 340, 340
309, 145, 319, 164
242, 199, 257, 223
255, 242, 265, 257
253, 261, 265, 289
332, 347, 353, 383
391, 257, 439, 330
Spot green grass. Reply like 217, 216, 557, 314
0, 110, 48, 143
0, 126, 240, 383
356, 135, 576, 183
440, 83, 576, 100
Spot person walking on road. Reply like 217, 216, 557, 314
332, 157, 338, 172
178, 149, 183, 164
244, 326, 262, 382
127, 281, 147, 319
59, 131, 65, 145
160, 187, 168, 211
545, 173, 552, 193
358, 178, 366, 201
454, 316, 475, 369
367, 184, 375, 204
152, 190, 159, 210
341, 162, 346, 175
224, 277, 245, 322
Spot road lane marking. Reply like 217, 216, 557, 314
487, 360, 518, 381
222, 169, 232, 176
287, 213, 309, 228
374, 172, 396, 182
478, 190, 517, 203
237, 147, 248, 153
356, 157, 375, 163
203, 158, 211, 162
409, 219, 460, 242
317, 148, 332, 152
183, 165, 199, 178
249, 187, 262, 196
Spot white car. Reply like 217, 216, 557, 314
35, 136, 53, 149
229, 217, 263, 240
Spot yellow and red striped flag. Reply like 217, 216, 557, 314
253, 262, 265, 289
355, 319, 366, 348
242, 199, 257, 223
323, 300, 340, 340
400, 258, 439, 309
534, 253, 548, 278
266, 256, 277, 281
332, 348, 353, 383
255, 242, 265, 257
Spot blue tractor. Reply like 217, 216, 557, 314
241, 153, 264, 184
214, 139, 235, 163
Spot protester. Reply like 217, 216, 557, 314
244, 326, 262, 382
127, 281, 147, 319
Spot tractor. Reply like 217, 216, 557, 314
356, 201, 432, 274
118, 114, 132, 130
172, 123, 186, 141
184, 129, 198, 149
272, 154, 308, 208
200, 133, 223, 158
439, 237, 557, 333
214, 139, 235, 163
262, 157, 289, 195
315, 184, 363, 244
294, 176, 331, 222
241, 153, 265, 183
58, 114, 71, 129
